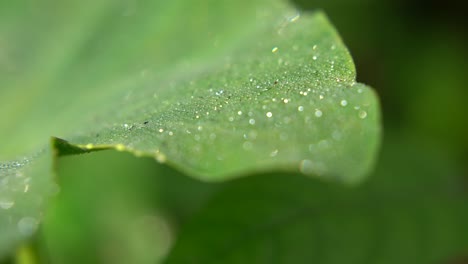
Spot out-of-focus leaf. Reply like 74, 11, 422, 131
166, 134, 468, 263
41, 151, 221, 264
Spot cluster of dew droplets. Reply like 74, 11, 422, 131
1, 160, 29, 210
268, 35, 371, 177
0, 160, 40, 238
102, 11, 372, 179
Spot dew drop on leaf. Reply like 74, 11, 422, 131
270, 149, 279, 157
17, 217, 39, 237
359, 110, 368, 119
314, 109, 323, 117
0, 199, 14, 210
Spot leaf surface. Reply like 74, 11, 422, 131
0, 0, 380, 256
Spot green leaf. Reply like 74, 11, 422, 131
0, 0, 380, 257
0, 151, 56, 258
165, 134, 468, 264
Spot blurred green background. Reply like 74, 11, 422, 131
295, 0, 468, 155
3, 0, 468, 263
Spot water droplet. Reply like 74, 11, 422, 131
319, 95, 324, 100
124, 123, 133, 130
312, 45, 317, 50
228, 117, 234, 122
271, 47, 278, 53
197, 126, 203, 131
155, 152, 167, 163
168, 131, 174, 136
289, 13, 300, 22
266, 112, 273, 118
283, 99, 289, 103
359, 110, 368, 119
298, 106, 304, 112
300, 160, 313, 174
270, 149, 279, 157
340, 100, 348, 106
115, 144, 125, 151
318, 140, 329, 149
312, 56, 317, 60
0, 199, 14, 209
249, 119, 256, 125
237, 111, 243, 115
18, 217, 39, 237
128, 214, 174, 261
299, 160, 326, 176
314, 109, 322, 117
158, 128, 164, 133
